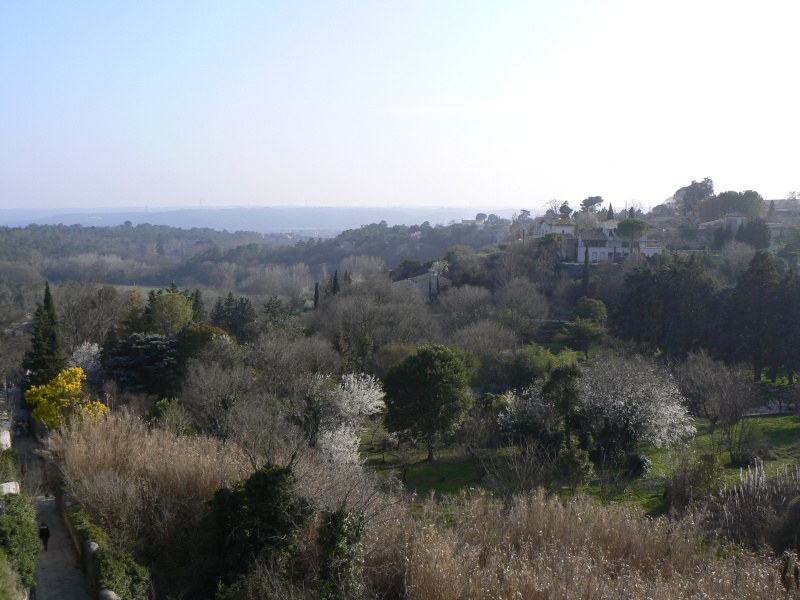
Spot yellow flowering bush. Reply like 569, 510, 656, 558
25, 367, 108, 429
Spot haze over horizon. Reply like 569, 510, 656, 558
2, 1, 799, 212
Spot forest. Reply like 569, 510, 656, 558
3, 197, 800, 598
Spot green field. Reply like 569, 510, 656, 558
363, 411, 800, 514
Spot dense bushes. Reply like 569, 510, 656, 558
0, 450, 18, 485
67, 506, 150, 600
0, 494, 38, 588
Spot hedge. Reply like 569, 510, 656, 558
0, 494, 38, 588
67, 506, 150, 600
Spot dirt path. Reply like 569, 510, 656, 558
9, 389, 91, 600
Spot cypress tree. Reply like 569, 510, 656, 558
314, 282, 320, 308
332, 271, 340, 294
607, 204, 614, 220
582, 247, 590, 296
22, 282, 65, 389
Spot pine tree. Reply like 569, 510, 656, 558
191, 289, 206, 324
22, 282, 65, 389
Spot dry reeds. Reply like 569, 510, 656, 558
366, 489, 797, 600
50, 412, 250, 561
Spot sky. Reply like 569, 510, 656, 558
2, 0, 799, 213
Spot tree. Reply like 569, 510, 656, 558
22, 282, 65, 389
580, 354, 694, 459
572, 296, 607, 327
542, 363, 581, 450
580, 196, 604, 213
559, 201, 573, 218
606, 204, 614, 220
616, 218, 650, 255
735, 218, 771, 249
210, 292, 259, 344
383, 344, 473, 461
698, 190, 764, 221
493, 278, 548, 340
191, 289, 206, 324
103, 333, 180, 397
674, 178, 714, 214
733, 251, 779, 380
24, 367, 108, 429
582, 248, 590, 296
777, 270, 800, 383
209, 465, 314, 586
149, 292, 194, 336
556, 318, 605, 360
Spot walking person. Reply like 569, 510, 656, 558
38, 522, 50, 551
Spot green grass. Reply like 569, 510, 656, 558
362, 410, 800, 513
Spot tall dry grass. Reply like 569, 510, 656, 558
365, 489, 797, 600
50, 412, 251, 594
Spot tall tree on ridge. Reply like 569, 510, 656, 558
22, 282, 65, 389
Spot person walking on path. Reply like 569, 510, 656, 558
38, 523, 50, 551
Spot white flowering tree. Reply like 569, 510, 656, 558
579, 354, 694, 458
318, 373, 384, 464
68, 341, 102, 380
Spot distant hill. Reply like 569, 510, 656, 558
0, 206, 514, 234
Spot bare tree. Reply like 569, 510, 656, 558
449, 320, 518, 387
673, 351, 753, 433
494, 277, 548, 339
436, 285, 492, 333
719, 240, 756, 282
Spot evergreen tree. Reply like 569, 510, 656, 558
313, 282, 320, 308
607, 204, 614, 220
332, 271, 340, 294
191, 289, 206, 324
22, 282, 65, 389
156, 233, 165, 257
582, 247, 590, 296
733, 251, 779, 380
777, 270, 800, 383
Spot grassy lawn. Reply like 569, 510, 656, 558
362, 410, 800, 513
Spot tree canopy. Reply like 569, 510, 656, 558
383, 344, 473, 461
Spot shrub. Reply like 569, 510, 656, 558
0, 494, 38, 588
96, 544, 150, 600
623, 452, 652, 477
67, 505, 150, 600
209, 465, 314, 586
318, 507, 366, 600
0, 450, 18, 484
0, 548, 24, 600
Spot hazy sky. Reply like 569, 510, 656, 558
2, 1, 799, 212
